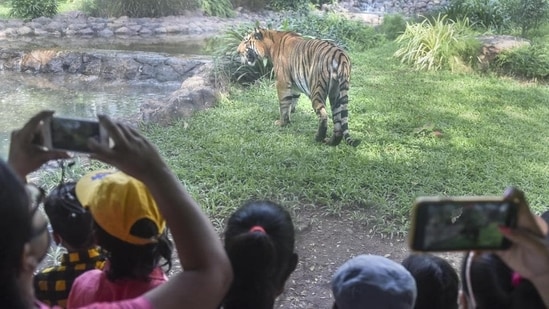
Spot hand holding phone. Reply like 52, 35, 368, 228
409, 196, 519, 252
41, 115, 109, 153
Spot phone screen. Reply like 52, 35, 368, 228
50, 117, 100, 153
410, 198, 518, 251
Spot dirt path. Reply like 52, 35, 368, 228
273, 205, 463, 308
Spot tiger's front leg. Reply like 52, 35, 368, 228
274, 81, 294, 126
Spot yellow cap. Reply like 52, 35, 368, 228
75, 170, 166, 245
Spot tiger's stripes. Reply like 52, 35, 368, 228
237, 28, 360, 147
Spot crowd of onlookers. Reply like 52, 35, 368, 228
2, 110, 549, 309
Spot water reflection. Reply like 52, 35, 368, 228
0, 70, 179, 159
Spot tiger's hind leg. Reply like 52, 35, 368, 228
275, 82, 299, 126
310, 86, 329, 143
327, 85, 360, 147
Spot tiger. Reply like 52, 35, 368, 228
237, 28, 360, 147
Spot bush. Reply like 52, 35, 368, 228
493, 43, 549, 81
9, 0, 57, 19
201, 0, 235, 17
268, 0, 309, 11
394, 14, 481, 71
378, 14, 407, 41
279, 11, 385, 51
81, 0, 199, 17
440, 0, 513, 33
508, 0, 549, 37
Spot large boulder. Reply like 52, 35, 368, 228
139, 61, 220, 125
477, 35, 531, 70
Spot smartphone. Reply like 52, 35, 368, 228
42, 116, 109, 153
409, 196, 518, 252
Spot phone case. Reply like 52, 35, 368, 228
409, 196, 518, 252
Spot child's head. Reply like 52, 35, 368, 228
460, 252, 545, 309
75, 170, 173, 281
44, 182, 94, 249
402, 253, 459, 309
331, 254, 417, 309
222, 200, 298, 309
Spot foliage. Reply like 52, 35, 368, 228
378, 14, 408, 41
439, 0, 513, 33
394, 14, 481, 71
268, 0, 309, 11
9, 0, 57, 19
201, 0, 235, 17
278, 11, 385, 52
493, 43, 549, 81
80, 0, 199, 17
508, 0, 549, 36
230, 0, 268, 11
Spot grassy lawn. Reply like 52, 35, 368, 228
136, 42, 549, 236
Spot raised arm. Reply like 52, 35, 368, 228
89, 115, 232, 309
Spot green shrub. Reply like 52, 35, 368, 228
279, 11, 385, 51
394, 14, 481, 71
268, 0, 309, 11
9, 0, 57, 19
440, 0, 513, 33
201, 0, 235, 17
230, 0, 268, 11
81, 0, 199, 17
493, 43, 549, 81
508, 0, 549, 37
378, 14, 407, 41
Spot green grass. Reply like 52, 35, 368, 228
0, 0, 85, 18
129, 42, 549, 236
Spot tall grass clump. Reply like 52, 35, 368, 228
394, 14, 481, 71
201, 0, 235, 17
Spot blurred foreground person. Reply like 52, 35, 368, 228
221, 200, 298, 309
2, 110, 232, 309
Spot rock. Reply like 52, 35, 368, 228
140, 61, 219, 125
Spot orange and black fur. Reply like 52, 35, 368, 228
237, 28, 360, 147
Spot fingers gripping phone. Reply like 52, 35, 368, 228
409, 196, 519, 252
41, 116, 109, 153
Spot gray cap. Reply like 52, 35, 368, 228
331, 254, 417, 309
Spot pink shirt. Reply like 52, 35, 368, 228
36, 297, 153, 309
67, 266, 168, 308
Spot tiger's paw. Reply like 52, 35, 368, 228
275, 120, 289, 126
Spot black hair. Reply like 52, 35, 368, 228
460, 252, 546, 309
44, 182, 95, 249
0, 160, 33, 309
94, 218, 173, 282
222, 200, 298, 309
402, 253, 459, 309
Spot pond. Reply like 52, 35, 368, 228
0, 35, 210, 159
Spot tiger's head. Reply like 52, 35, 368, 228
237, 28, 267, 66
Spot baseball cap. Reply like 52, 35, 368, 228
331, 254, 417, 309
75, 170, 166, 245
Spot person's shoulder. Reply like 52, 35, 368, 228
72, 268, 104, 286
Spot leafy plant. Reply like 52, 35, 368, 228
201, 0, 235, 17
81, 0, 199, 17
268, 0, 309, 11
9, 0, 58, 19
508, 0, 549, 36
378, 13, 408, 41
493, 43, 549, 81
394, 14, 481, 71
440, 0, 513, 33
